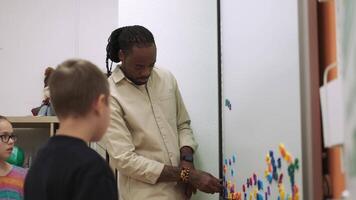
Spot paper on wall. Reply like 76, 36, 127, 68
320, 79, 345, 147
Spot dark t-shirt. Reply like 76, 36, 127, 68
24, 135, 118, 200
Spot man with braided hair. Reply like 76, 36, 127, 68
102, 25, 222, 200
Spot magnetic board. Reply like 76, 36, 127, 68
220, 1, 303, 199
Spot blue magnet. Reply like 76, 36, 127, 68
225, 99, 232, 110
232, 155, 236, 163
271, 157, 276, 167
257, 180, 263, 191
277, 158, 282, 169
267, 174, 273, 184
269, 151, 274, 158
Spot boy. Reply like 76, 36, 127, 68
24, 59, 118, 200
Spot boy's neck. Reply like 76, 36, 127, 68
56, 117, 94, 143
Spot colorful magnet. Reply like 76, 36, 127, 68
267, 174, 273, 184
277, 158, 282, 169
264, 169, 269, 178
253, 173, 257, 185
294, 158, 299, 170
265, 192, 268, 200
268, 164, 273, 173
225, 99, 232, 110
279, 143, 286, 157
257, 180, 263, 191
267, 186, 271, 195
278, 173, 284, 184
273, 171, 278, 181
266, 154, 271, 163
269, 150, 274, 158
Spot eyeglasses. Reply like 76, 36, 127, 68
0, 134, 17, 143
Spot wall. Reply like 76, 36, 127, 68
0, 0, 118, 116
336, 0, 356, 197
117, 1, 219, 199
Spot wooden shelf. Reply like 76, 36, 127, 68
7, 116, 59, 136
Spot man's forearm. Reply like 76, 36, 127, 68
157, 165, 181, 182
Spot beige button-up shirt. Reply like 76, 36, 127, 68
102, 66, 198, 200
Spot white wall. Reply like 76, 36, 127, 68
117, 1, 219, 199
336, 0, 356, 196
0, 0, 118, 116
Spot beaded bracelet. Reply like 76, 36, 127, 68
180, 167, 190, 183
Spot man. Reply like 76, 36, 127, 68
103, 25, 222, 200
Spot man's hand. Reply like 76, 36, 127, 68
180, 161, 196, 199
188, 169, 223, 194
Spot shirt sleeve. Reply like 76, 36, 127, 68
173, 77, 199, 152
103, 96, 165, 184
73, 162, 118, 200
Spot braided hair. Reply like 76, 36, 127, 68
106, 25, 155, 77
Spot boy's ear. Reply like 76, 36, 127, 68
93, 94, 108, 116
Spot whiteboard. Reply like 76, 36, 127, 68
221, 0, 303, 199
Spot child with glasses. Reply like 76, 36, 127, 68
0, 115, 27, 200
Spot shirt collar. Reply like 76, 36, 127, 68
111, 64, 126, 84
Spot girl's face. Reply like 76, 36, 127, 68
0, 120, 15, 160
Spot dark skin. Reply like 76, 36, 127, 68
180, 146, 197, 198
119, 44, 223, 198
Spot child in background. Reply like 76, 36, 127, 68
0, 116, 27, 200
24, 59, 118, 200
